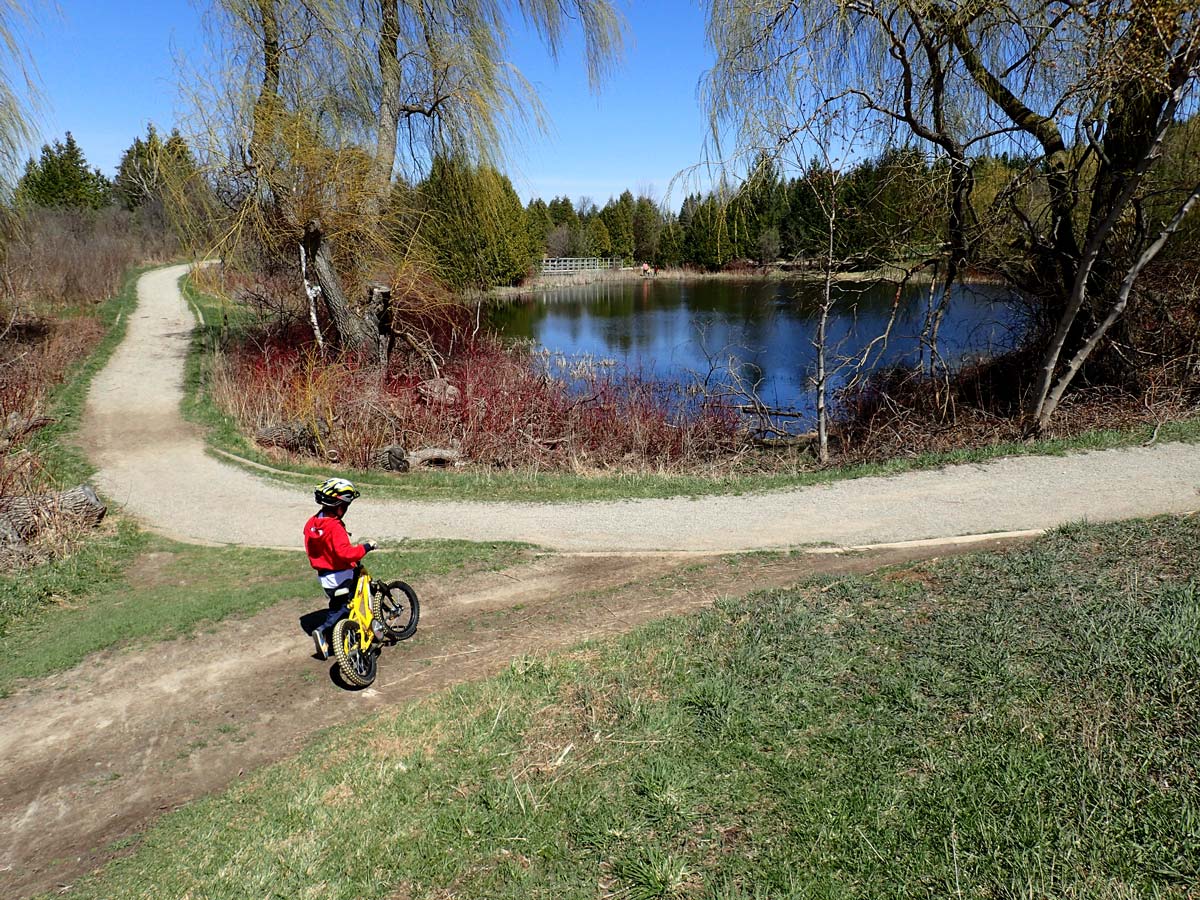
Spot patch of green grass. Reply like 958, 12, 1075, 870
0, 537, 528, 697
181, 275, 1200, 503
61, 516, 1200, 899
0, 520, 150, 648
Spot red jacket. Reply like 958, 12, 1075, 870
304, 512, 366, 571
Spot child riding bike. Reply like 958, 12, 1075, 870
304, 477, 377, 660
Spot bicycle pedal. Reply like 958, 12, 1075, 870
371, 620, 387, 641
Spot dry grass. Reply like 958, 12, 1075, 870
210, 330, 743, 473
0, 205, 179, 565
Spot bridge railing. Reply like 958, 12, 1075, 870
540, 257, 622, 275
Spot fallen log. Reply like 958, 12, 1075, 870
735, 405, 809, 419
416, 378, 460, 405
371, 444, 410, 472
0, 483, 107, 544
254, 419, 329, 454
405, 447, 461, 469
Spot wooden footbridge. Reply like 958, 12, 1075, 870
540, 256, 621, 275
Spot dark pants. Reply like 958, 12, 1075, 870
313, 570, 359, 636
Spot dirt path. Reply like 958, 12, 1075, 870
82, 265, 1200, 552
0, 540, 1023, 898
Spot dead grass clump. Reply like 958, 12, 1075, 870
0, 316, 106, 502
4, 206, 178, 309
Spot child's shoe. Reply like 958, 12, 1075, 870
312, 628, 330, 660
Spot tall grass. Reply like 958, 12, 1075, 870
3, 206, 178, 310
64, 515, 1200, 899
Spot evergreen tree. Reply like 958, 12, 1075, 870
656, 216, 684, 267
525, 198, 554, 256
114, 125, 199, 212
546, 195, 583, 256
547, 196, 579, 229
632, 195, 662, 262
682, 193, 732, 269
726, 154, 788, 262
419, 156, 534, 290
781, 165, 831, 258
584, 216, 612, 256
16, 133, 111, 210
600, 190, 635, 261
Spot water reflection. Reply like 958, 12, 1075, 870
491, 278, 1022, 418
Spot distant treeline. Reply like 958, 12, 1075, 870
403, 149, 1053, 291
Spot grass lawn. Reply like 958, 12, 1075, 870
59, 515, 1200, 899
181, 274, 1200, 504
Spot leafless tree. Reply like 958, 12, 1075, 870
703, 0, 1200, 429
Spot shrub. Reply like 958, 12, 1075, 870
210, 331, 742, 473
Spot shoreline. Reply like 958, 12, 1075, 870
471, 263, 1005, 304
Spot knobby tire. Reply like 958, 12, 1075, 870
332, 618, 377, 687
372, 580, 420, 641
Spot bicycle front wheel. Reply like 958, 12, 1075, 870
372, 580, 420, 641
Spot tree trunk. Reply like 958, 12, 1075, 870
249, 0, 282, 174
1036, 182, 1200, 429
365, 0, 401, 218
302, 219, 370, 352
365, 283, 393, 365
0, 484, 106, 545
406, 447, 461, 468
1032, 82, 1191, 425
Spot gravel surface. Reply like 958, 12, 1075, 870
82, 264, 1200, 552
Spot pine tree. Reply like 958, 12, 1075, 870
599, 190, 634, 261
632, 195, 662, 263
525, 198, 554, 256
419, 156, 534, 290
584, 216, 612, 257
114, 125, 199, 212
15, 133, 111, 210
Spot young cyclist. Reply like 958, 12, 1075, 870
304, 477, 377, 659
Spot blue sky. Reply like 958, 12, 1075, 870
19, 1, 717, 207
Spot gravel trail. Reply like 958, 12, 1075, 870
82, 264, 1200, 551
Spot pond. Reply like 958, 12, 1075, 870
489, 277, 1023, 420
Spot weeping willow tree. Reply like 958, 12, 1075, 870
181, 0, 623, 359
703, 0, 1200, 428
0, 0, 40, 316
0, 0, 35, 187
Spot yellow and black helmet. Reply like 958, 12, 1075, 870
314, 477, 360, 508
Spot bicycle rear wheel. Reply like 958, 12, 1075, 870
332, 618, 378, 687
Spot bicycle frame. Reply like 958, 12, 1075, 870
345, 564, 379, 654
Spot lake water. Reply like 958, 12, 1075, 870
490, 278, 1022, 419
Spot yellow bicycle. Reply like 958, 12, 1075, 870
331, 564, 419, 688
